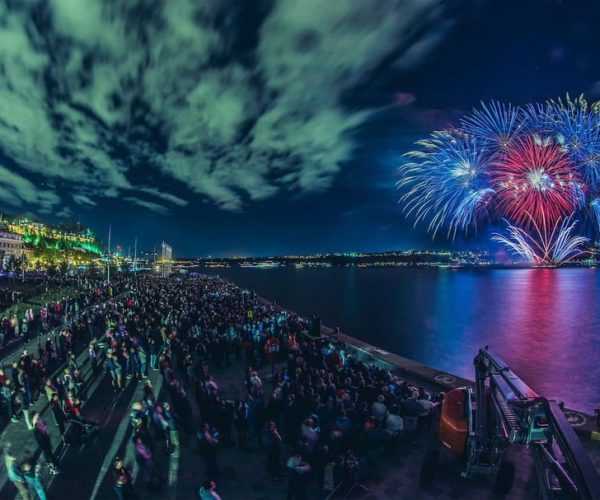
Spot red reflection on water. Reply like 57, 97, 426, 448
494, 269, 593, 403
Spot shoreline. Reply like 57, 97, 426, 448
189, 262, 600, 271
235, 280, 600, 440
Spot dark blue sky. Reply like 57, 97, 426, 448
1, 1, 600, 257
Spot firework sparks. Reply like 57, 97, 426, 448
398, 96, 600, 265
398, 130, 493, 238
492, 214, 589, 265
491, 137, 582, 229
547, 100, 600, 190
461, 101, 523, 151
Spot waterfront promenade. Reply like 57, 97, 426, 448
0, 275, 598, 499
0, 338, 545, 499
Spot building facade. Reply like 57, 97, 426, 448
160, 242, 173, 277
0, 230, 25, 265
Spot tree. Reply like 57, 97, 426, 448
59, 261, 69, 277
7, 255, 18, 272
87, 261, 99, 278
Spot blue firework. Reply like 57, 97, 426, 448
546, 101, 600, 190
460, 101, 524, 151
397, 95, 600, 264
398, 130, 494, 238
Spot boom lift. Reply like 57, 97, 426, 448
420, 347, 600, 498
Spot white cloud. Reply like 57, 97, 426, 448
123, 197, 169, 215
0, 0, 458, 216
137, 187, 188, 207
72, 193, 97, 207
0, 165, 61, 213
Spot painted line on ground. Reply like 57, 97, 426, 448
88, 381, 143, 500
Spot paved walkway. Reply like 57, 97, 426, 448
0, 335, 599, 499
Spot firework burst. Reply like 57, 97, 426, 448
547, 101, 600, 190
398, 130, 493, 238
461, 101, 523, 151
491, 137, 583, 228
398, 96, 600, 265
492, 214, 589, 265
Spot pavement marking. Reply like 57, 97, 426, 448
125, 373, 163, 478
434, 373, 457, 385
168, 444, 180, 500
563, 410, 587, 427
89, 382, 143, 500
45, 375, 121, 492
89, 372, 164, 500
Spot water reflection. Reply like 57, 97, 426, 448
207, 267, 600, 411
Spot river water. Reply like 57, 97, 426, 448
203, 266, 600, 412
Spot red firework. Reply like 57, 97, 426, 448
491, 137, 582, 229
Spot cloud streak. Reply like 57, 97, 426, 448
0, 0, 460, 216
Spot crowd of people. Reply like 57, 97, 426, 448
99, 275, 441, 499
1, 278, 130, 500
0, 277, 109, 347
0, 273, 441, 499
0, 287, 23, 313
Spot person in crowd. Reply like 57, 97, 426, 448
1, 379, 18, 423
133, 437, 154, 487
198, 422, 219, 479
301, 417, 319, 452
385, 405, 404, 436
106, 353, 123, 391
162, 402, 180, 451
4, 446, 30, 500
250, 370, 263, 392
112, 456, 137, 500
21, 458, 47, 500
262, 420, 284, 479
31, 412, 60, 474
152, 404, 172, 452
286, 453, 311, 500
371, 394, 388, 425
50, 393, 68, 442
198, 479, 221, 500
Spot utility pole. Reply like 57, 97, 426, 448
133, 237, 138, 275
107, 224, 112, 284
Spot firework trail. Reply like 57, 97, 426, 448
492, 214, 589, 265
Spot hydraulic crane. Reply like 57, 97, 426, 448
420, 347, 600, 498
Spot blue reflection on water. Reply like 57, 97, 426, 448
206, 267, 600, 412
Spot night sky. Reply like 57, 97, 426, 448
1, 1, 600, 257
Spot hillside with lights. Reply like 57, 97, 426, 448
1, 216, 103, 269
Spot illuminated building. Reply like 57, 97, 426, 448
0, 230, 26, 266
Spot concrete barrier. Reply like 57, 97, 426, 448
253, 293, 600, 439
